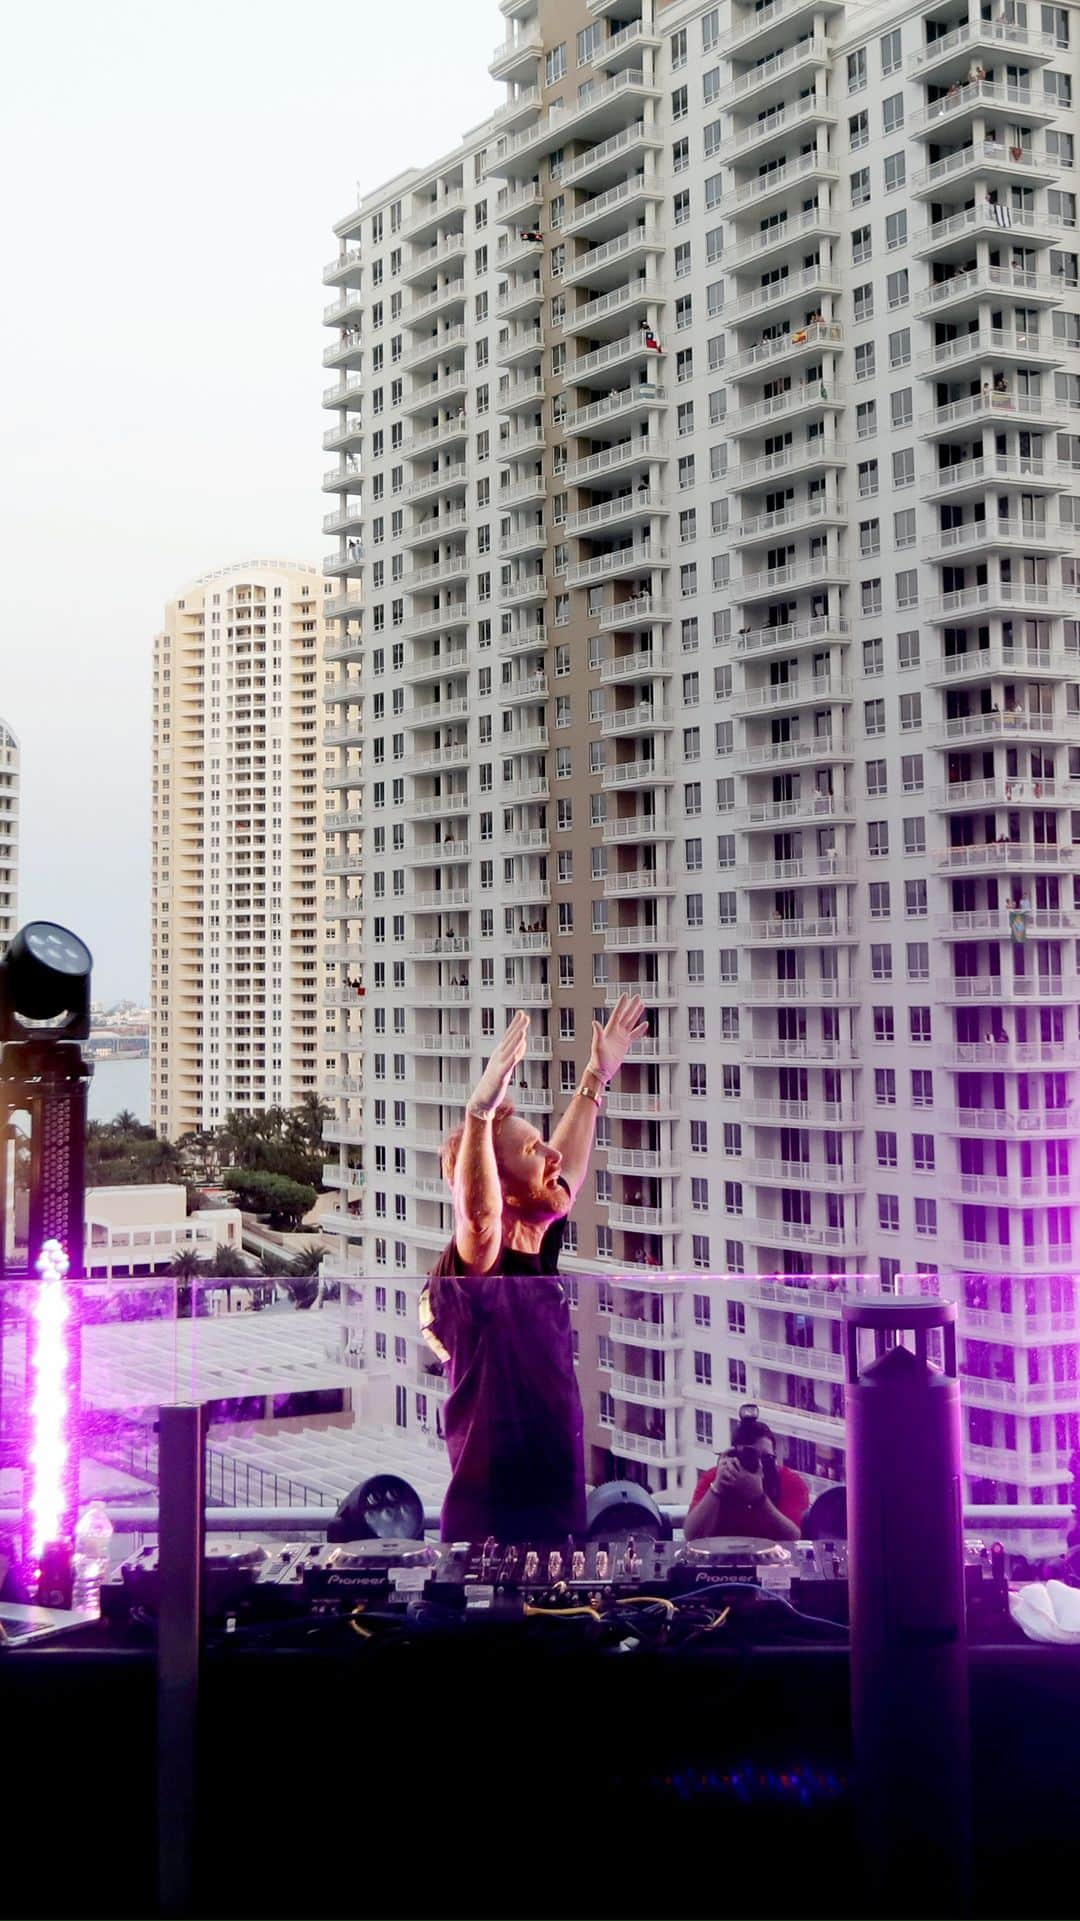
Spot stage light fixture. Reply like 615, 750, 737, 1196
27, 1238, 75, 1567
328, 1473, 425, 1543
0, 921, 93, 1041
586, 1480, 671, 1540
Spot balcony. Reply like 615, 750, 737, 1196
602, 810, 674, 842
908, 79, 1057, 140
735, 734, 854, 772
486, 70, 660, 181
564, 225, 661, 292
742, 1036, 856, 1064
562, 381, 665, 438
740, 795, 853, 831
942, 1107, 1079, 1137
601, 756, 674, 790
932, 774, 1079, 810
565, 434, 666, 487
938, 972, 1076, 1003
912, 202, 1057, 262
936, 837, 1073, 869
729, 380, 844, 438
924, 453, 1076, 501
920, 388, 1058, 438
608, 1429, 681, 1466
727, 319, 844, 383
567, 490, 664, 540
907, 18, 1059, 78
728, 92, 837, 165
745, 916, 856, 944
720, 147, 839, 218
610, 1313, 683, 1347
741, 1215, 865, 1252
603, 869, 675, 897
600, 703, 673, 742
726, 263, 840, 325
735, 674, 852, 716
565, 541, 665, 590
920, 327, 1065, 377
910, 138, 1059, 197
741, 1096, 859, 1126
947, 1175, 1073, 1207
734, 441, 849, 489
739, 978, 858, 1005
599, 643, 671, 684
925, 522, 1070, 566
400, 233, 466, 291
734, 498, 847, 546
936, 908, 1076, 938
402, 462, 468, 503
915, 265, 1067, 317
597, 593, 670, 631
603, 923, 679, 951
719, 38, 834, 114
749, 1339, 844, 1378
734, 613, 851, 657
559, 120, 662, 196
489, 27, 542, 80
735, 557, 848, 603
929, 640, 1071, 682
923, 582, 1067, 623
563, 174, 660, 246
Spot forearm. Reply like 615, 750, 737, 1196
453, 1113, 503, 1260
550, 1071, 603, 1201
684, 1489, 799, 1542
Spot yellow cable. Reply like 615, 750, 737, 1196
523, 1603, 603, 1622
614, 1593, 676, 1614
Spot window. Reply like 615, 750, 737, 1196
893, 447, 915, 488
674, 188, 691, 227
866, 757, 887, 796
875, 1067, 897, 1105
878, 1194, 900, 1232
869, 879, 891, 918
868, 819, 889, 856
850, 110, 869, 150
895, 566, 918, 608
911, 1069, 933, 1107
880, 26, 902, 74
855, 342, 876, 382
851, 166, 871, 207
884, 151, 906, 193
913, 1133, 935, 1172
898, 629, 920, 669
848, 48, 867, 91
886, 268, 910, 310
882, 93, 904, 134
899, 690, 922, 730
876, 1131, 898, 1168
861, 578, 883, 617
894, 506, 916, 546
901, 752, 924, 792
905, 877, 928, 918
910, 1006, 932, 1044
670, 24, 687, 68
695, 1410, 714, 1448
545, 41, 566, 84
903, 816, 926, 855
856, 399, 877, 439
671, 83, 688, 120
852, 225, 872, 266
915, 1197, 937, 1237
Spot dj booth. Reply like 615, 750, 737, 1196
3, 1529, 1080, 1921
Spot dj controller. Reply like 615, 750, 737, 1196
100, 1531, 1010, 1635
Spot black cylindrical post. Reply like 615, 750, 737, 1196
156, 1403, 207, 1920
844, 1297, 971, 1917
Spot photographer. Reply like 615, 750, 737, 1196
684, 1406, 809, 1543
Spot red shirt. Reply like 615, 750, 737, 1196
689, 1462, 810, 1532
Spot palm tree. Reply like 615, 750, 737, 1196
145, 1138, 185, 1183
112, 1109, 140, 1134
289, 1242, 326, 1278
168, 1247, 209, 1320
293, 1092, 332, 1154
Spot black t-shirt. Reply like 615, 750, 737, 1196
422, 1221, 586, 1543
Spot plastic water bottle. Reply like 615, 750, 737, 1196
72, 1502, 113, 1617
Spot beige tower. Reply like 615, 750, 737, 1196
150, 561, 332, 1140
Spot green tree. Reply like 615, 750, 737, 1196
221, 1167, 317, 1232
289, 1242, 326, 1278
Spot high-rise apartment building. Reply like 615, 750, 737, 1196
150, 561, 331, 1140
0, 718, 18, 953
322, 0, 1080, 1524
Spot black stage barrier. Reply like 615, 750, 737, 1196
3, 1635, 1079, 1921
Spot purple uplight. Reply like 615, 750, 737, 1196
27, 1237, 74, 1564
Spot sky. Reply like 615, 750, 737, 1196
0, 0, 498, 1003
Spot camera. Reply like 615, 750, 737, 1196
728, 1446, 763, 1474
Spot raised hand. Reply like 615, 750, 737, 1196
589, 993, 649, 1085
467, 1010, 530, 1116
